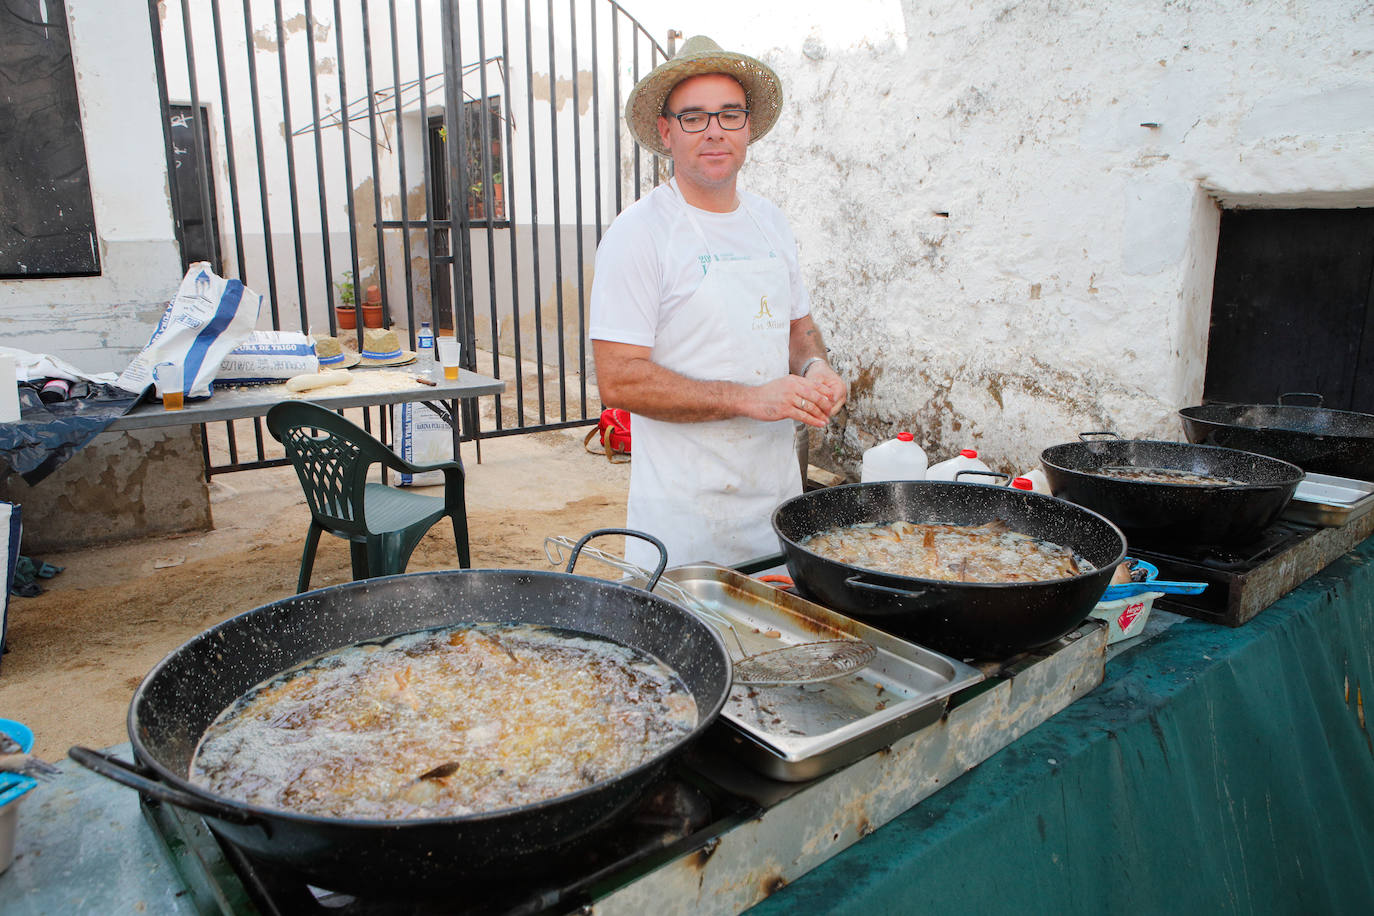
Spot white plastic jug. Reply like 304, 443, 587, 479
1016, 468, 1052, 494
860, 432, 928, 483
927, 448, 991, 482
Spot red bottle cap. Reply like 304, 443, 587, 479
960, 449, 978, 458
1012, 477, 1033, 490
897, 432, 914, 442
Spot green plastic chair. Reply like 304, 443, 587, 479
266, 400, 470, 593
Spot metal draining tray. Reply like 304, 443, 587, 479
1281, 472, 1374, 527
660, 564, 985, 782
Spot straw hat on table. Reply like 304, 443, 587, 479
355, 328, 416, 367
313, 334, 361, 369
623, 35, 783, 159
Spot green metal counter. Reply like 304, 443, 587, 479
750, 536, 1374, 914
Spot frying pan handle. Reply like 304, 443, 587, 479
1077, 431, 1123, 441
844, 574, 930, 601
568, 528, 669, 590
67, 746, 259, 826
1278, 392, 1323, 407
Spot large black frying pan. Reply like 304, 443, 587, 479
1180, 394, 1374, 481
1040, 434, 1303, 546
69, 530, 731, 897
772, 482, 1126, 659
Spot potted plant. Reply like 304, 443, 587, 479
362, 285, 385, 328
335, 271, 357, 329
491, 172, 505, 219
468, 179, 485, 220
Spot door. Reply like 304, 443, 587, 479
168, 103, 223, 273
1204, 208, 1374, 411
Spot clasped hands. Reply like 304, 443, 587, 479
755, 364, 847, 428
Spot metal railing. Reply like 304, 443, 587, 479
148, 0, 668, 474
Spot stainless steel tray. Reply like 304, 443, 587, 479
1281, 472, 1374, 527
660, 564, 985, 782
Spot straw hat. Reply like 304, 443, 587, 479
624, 35, 782, 159
312, 334, 360, 369
356, 328, 416, 367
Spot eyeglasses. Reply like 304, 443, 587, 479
663, 108, 750, 132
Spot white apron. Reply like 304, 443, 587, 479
624, 184, 802, 570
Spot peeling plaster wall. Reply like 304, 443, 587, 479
0, 0, 184, 372
0, 427, 210, 553
629, 0, 1374, 477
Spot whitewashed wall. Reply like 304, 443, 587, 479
4, 0, 1371, 479
0, 1, 182, 373
627, 0, 1374, 475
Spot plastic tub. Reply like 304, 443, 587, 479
0, 719, 38, 875
1090, 592, 1160, 644
1091, 559, 1174, 644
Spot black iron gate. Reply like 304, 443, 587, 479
149, 0, 669, 473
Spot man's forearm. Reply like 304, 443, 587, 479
598, 353, 753, 422
595, 338, 841, 427
789, 316, 828, 375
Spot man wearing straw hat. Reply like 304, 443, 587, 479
590, 36, 847, 570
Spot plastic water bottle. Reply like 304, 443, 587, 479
860, 432, 928, 483
927, 448, 992, 482
416, 321, 435, 377
1017, 468, 1052, 494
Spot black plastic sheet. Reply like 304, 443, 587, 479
0, 381, 142, 485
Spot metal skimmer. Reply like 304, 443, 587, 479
544, 537, 877, 686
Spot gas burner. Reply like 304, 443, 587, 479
1131, 520, 1319, 571
143, 764, 758, 916
1131, 514, 1374, 627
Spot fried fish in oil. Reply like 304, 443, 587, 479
801, 518, 1087, 583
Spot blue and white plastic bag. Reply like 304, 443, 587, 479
116, 263, 264, 399
0, 502, 19, 671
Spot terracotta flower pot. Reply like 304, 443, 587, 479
336, 305, 357, 330
363, 286, 385, 328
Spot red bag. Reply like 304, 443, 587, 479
584, 408, 631, 462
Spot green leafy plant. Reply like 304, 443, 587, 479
336, 270, 355, 307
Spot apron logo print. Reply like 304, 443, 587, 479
750, 294, 784, 332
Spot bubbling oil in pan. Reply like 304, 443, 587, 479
800, 519, 1089, 583
189, 623, 697, 820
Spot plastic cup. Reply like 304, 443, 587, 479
437, 337, 461, 381
153, 363, 184, 410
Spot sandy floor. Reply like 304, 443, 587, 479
0, 415, 631, 762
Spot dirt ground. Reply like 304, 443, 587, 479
0, 415, 631, 762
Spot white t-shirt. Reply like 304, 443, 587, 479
589, 181, 810, 349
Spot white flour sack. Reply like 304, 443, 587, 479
216, 331, 318, 383
391, 401, 454, 486
116, 263, 264, 398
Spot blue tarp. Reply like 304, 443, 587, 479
752, 538, 1374, 915
0, 382, 139, 484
